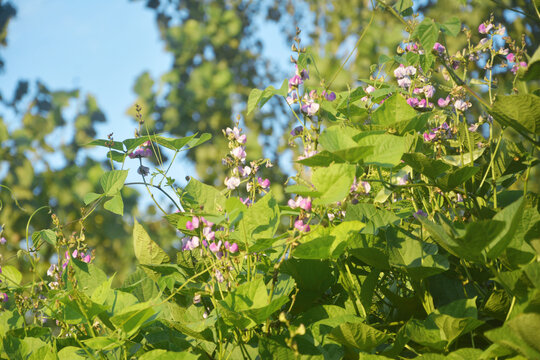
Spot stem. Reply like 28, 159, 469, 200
124, 181, 182, 212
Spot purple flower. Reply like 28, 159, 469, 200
182, 236, 200, 251
1, 293, 7, 302
288, 196, 311, 211
396, 173, 409, 185
294, 219, 310, 232
394, 64, 407, 78
404, 66, 417, 76
224, 176, 241, 190
423, 131, 437, 142
186, 216, 200, 230
423, 85, 435, 98
397, 77, 412, 89
407, 97, 420, 107
520, 61, 528, 68
231, 147, 246, 162
47, 264, 57, 277
290, 126, 303, 136
301, 99, 320, 116
438, 96, 451, 107
365, 85, 376, 94
296, 65, 309, 80
506, 53, 515, 63
82, 254, 91, 263
469, 123, 479, 132
360, 181, 371, 194
322, 90, 336, 101
413, 209, 428, 218
440, 122, 449, 130
286, 92, 298, 105
433, 42, 445, 55
215, 270, 224, 283
258, 177, 270, 189
0, 237, 6, 245
456, 193, 464, 202
238, 166, 251, 177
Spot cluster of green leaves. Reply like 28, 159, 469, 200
1, 1, 540, 359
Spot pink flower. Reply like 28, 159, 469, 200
469, 123, 479, 132
438, 96, 451, 107
423, 132, 437, 142
478, 23, 493, 34
289, 74, 302, 89
1, 293, 7, 302
238, 166, 251, 177
298, 197, 312, 211
506, 53, 515, 63
520, 61, 528, 68
0, 237, 5, 245
240, 197, 252, 206
82, 254, 91, 263
186, 216, 200, 230
203, 227, 215, 241
225, 241, 239, 253
209, 241, 222, 253
394, 64, 407, 78
294, 219, 310, 232
231, 147, 246, 162
258, 177, 270, 189
365, 85, 375, 94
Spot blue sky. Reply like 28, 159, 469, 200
1, 0, 171, 142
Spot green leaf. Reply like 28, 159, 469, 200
293, 221, 365, 259
490, 94, 540, 136
31, 229, 57, 247
83, 192, 102, 205
87, 139, 124, 151
185, 133, 212, 149
372, 94, 417, 126
295, 150, 344, 167
103, 193, 124, 215
394, 0, 413, 14
436, 166, 480, 190
110, 301, 157, 337
0, 265, 22, 286
319, 126, 361, 151
328, 322, 389, 352
353, 132, 414, 168
388, 230, 449, 279
345, 203, 400, 235
182, 178, 226, 214
133, 218, 170, 265
486, 197, 525, 259
311, 163, 356, 205
123, 136, 151, 151
106, 150, 126, 163
402, 153, 452, 180
236, 192, 280, 246
138, 350, 200, 360
100, 170, 129, 196
70, 257, 108, 296
412, 18, 440, 52
523, 45, 540, 81
485, 313, 540, 359
440, 17, 461, 37
247, 79, 288, 115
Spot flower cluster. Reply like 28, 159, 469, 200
181, 215, 239, 257
128, 140, 153, 159
288, 196, 312, 233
